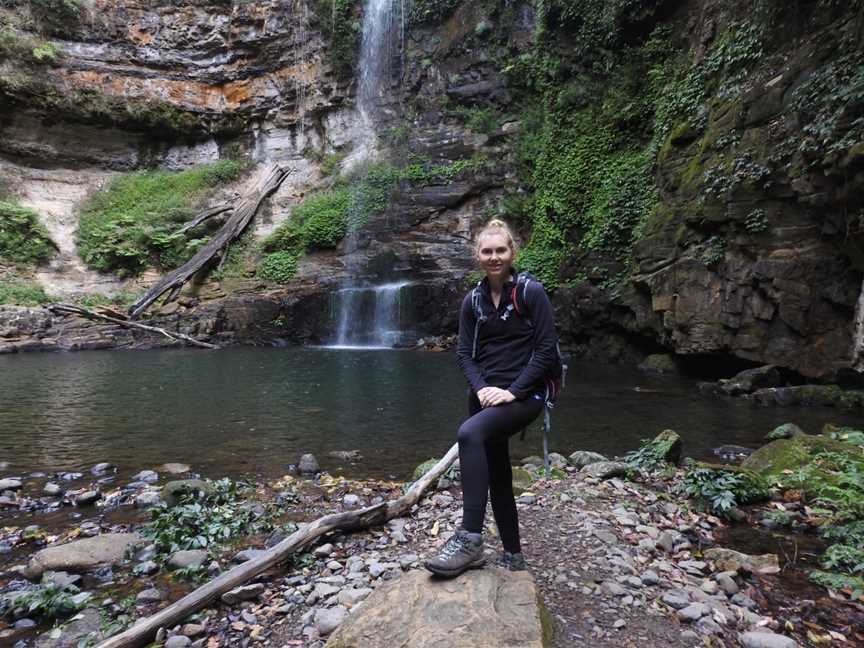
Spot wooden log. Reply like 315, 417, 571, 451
47, 303, 220, 350
173, 204, 234, 236
95, 443, 459, 648
128, 165, 293, 320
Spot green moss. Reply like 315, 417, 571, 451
309, 0, 361, 77
76, 160, 247, 277
0, 200, 55, 264
407, 0, 462, 26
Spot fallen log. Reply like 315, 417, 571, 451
128, 165, 293, 319
173, 204, 234, 236
47, 303, 220, 350
95, 442, 459, 648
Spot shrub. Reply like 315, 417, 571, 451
258, 250, 301, 284
76, 160, 246, 276
0, 576, 89, 620
0, 280, 53, 306
0, 201, 55, 264
680, 466, 769, 517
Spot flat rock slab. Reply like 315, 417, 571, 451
24, 533, 142, 578
324, 568, 551, 648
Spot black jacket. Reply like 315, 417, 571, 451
456, 273, 558, 399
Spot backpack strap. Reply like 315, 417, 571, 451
470, 281, 487, 360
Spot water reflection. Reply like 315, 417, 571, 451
1, 348, 861, 481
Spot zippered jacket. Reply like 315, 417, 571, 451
456, 273, 558, 399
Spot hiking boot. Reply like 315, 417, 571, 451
497, 551, 527, 571
424, 528, 485, 577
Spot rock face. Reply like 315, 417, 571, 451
24, 533, 142, 578
324, 568, 551, 648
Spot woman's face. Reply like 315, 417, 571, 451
476, 232, 514, 281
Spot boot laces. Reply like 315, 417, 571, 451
439, 533, 470, 559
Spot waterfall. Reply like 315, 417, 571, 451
852, 276, 864, 371
325, 0, 409, 349
330, 281, 412, 348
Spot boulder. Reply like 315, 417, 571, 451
581, 461, 628, 479
161, 463, 191, 474
298, 454, 320, 474
90, 463, 115, 476
765, 423, 805, 441
637, 353, 678, 374
167, 549, 208, 570
719, 365, 782, 395
547, 452, 568, 469
568, 451, 607, 468
33, 608, 102, 647
742, 436, 864, 497
511, 467, 534, 494
75, 490, 101, 506
161, 479, 214, 507
324, 568, 550, 648
221, 583, 264, 605
648, 429, 682, 465
24, 533, 143, 578
703, 548, 780, 574
0, 478, 22, 491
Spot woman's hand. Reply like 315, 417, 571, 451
477, 387, 516, 408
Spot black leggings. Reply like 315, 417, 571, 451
458, 393, 543, 553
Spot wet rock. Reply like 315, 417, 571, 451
161, 479, 214, 507
547, 452, 568, 469
233, 548, 266, 563
731, 593, 758, 610
582, 462, 627, 479
298, 454, 320, 475
14, 618, 36, 629
337, 587, 373, 608
135, 560, 159, 576
24, 533, 143, 578
132, 470, 159, 483
568, 451, 608, 468
703, 548, 780, 575
44, 571, 82, 589
640, 570, 660, 586
638, 353, 678, 374
32, 607, 101, 647
765, 423, 805, 441
738, 631, 799, 648
325, 569, 546, 647
221, 583, 264, 604
75, 490, 101, 506
167, 549, 208, 570
328, 450, 361, 461
720, 366, 782, 395
0, 479, 22, 491
712, 445, 755, 461
134, 491, 162, 508
164, 637, 191, 648
59, 472, 83, 481
314, 543, 334, 558
180, 623, 204, 637
43, 483, 62, 496
136, 588, 164, 603
342, 494, 361, 509
160, 463, 190, 474
90, 463, 115, 476
714, 572, 739, 595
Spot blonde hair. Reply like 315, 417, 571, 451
474, 218, 518, 255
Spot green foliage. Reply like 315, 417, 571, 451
320, 150, 348, 177
28, 0, 83, 32
701, 235, 726, 268
680, 466, 769, 518
453, 106, 501, 135
408, 0, 462, 25
310, 0, 361, 77
0, 200, 55, 264
76, 160, 246, 276
72, 291, 142, 309
623, 436, 673, 472
809, 570, 864, 598
0, 576, 89, 620
31, 41, 59, 62
259, 158, 482, 283
743, 208, 769, 233
141, 478, 274, 560
0, 280, 53, 306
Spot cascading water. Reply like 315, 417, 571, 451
331, 281, 412, 348
327, 0, 409, 348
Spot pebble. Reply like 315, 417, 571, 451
677, 602, 709, 622
221, 583, 264, 605
601, 581, 626, 597
165, 637, 191, 648
398, 553, 419, 569
738, 631, 799, 648
75, 490, 101, 506
640, 570, 660, 586
715, 572, 740, 596
314, 543, 334, 557
136, 588, 164, 603
731, 593, 758, 610
613, 619, 626, 629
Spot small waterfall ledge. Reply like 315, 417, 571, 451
329, 281, 413, 348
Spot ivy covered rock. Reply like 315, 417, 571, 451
765, 423, 805, 441
161, 479, 214, 508
742, 436, 864, 497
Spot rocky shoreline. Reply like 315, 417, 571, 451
2, 428, 862, 648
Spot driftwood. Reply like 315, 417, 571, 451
96, 442, 459, 648
47, 303, 220, 349
172, 204, 235, 236
128, 165, 293, 320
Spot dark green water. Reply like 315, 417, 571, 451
0, 347, 861, 481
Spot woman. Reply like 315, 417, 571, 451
424, 218, 559, 578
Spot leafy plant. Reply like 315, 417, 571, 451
0, 200, 56, 264
743, 208, 769, 233
407, 0, 462, 25
0, 280, 54, 306
309, 0, 361, 77
76, 160, 247, 276
141, 478, 274, 560
680, 466, 769, 517
0, 576, 89, 620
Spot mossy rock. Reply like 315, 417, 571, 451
412, 458, 439, 481
822, 424, 864, 445
511, 467, 534, 495
742, 436, 864, 497
161, 479, 215, 507
638, 354, 678, 374
765, 422, 806, 441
